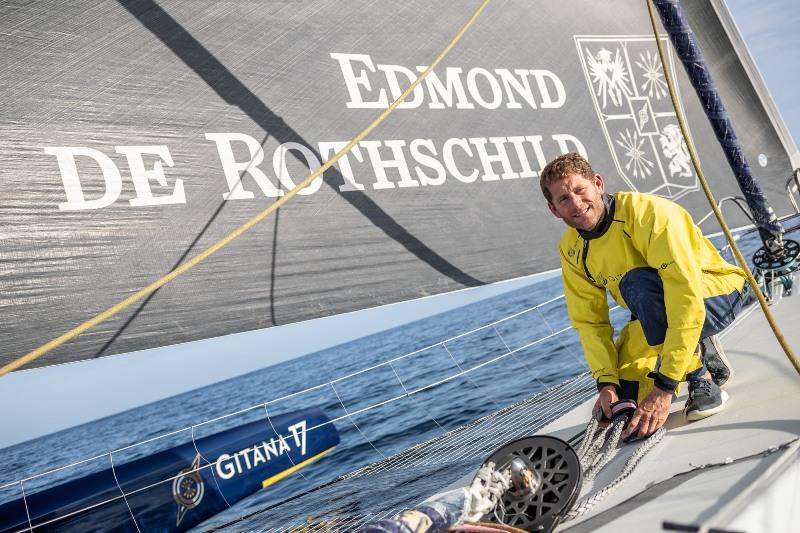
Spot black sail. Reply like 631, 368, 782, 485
1, 0, 796, 369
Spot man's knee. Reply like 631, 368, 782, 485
619, 267, 667, 346
701, 288, 745, 339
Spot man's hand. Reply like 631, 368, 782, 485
622, 387, 672, 440
593, 385, 619, 422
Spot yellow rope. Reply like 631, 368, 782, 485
645, 0, 800, 375
0, 0, 492, 377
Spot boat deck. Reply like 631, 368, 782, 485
198, 267, 800, 532
542, 291, 800, 532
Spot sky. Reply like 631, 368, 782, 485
1, 0, 799, 449
727, 0, 800, 144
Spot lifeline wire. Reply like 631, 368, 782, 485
0, 0, 492, 377
645, 0, 800, 375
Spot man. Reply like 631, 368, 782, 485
540, 153, 746, 440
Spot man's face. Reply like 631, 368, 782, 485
546, 173, 606, 231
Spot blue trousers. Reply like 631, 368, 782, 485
619, 267, 743, 380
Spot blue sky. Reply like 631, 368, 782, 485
728, 0, 800, 143
1, 1, 798, 449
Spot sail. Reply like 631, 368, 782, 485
2, 0, 796, 369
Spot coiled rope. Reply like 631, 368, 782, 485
0, 0, 491, 377
644, 0, 800, 375
563, 412, 666, 522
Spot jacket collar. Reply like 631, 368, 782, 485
577, 194, 615, 240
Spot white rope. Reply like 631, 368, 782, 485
462, 462, 513, 523
574, 416, 599, 459
582, 418, 626, 482
563, 426, 666, 522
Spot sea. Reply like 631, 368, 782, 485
0, 220, 793, 530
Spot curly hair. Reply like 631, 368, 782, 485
539, 153, 595, 202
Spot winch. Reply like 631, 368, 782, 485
751, 238, 799, 303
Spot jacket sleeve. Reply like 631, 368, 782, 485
633, 202, 705, 383
560, 247, 619, 388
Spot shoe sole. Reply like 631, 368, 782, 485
710, 335, 735, 389
686, 390, 729, 421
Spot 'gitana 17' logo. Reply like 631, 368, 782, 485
574, 35, 697, 200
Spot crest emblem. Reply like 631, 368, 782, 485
575, 35, 697, 200
173, 452, 205, 526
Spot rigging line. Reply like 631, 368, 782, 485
264, 405, 310, 483
442, 341, 503, 411
325, 340, 574, 437
696, 196, 755, 227
406, 325, 575, 396
388, 360, 447, 434
328, 381, 386, 460
109, 454, 143, 533
645, 0, 800, 376
20, 482, 33, 533
0, 0, 492, 377
491, 324, 550, 391
341, 375, 592, 472
1, 311, 572, 490
335, 378, 593, 485
189, 426, 235, 511
467, 379, 595, 461
326, 294, 568, 385
415, 377, 593, 468
336, 364, 580, 473
361, 372, 569, 470
11, 377, 595, 528
534, 306, 579, 363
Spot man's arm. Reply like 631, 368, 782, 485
561, 249, 619, 395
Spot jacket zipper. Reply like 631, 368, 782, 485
582, 239, 596, 284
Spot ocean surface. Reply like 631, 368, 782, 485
0, 219, 795, 530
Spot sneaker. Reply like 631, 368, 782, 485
700, 335, 734, 388
685, 379, 729, 421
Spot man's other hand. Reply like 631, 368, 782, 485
622, 387, 672, 440
593, 385, 619, 422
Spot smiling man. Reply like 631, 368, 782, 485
540, 153, 746, 440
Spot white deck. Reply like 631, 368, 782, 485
542, 294, 800, 532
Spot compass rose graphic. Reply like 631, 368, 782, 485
173, 453, 205, 527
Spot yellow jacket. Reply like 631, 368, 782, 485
559, 191, 745, 387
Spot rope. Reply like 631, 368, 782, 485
559, 406, 666, 522
563, 427, 666, 521
574, 416, 599, 459
645, 0, 800, 376
450, 524, 527, 533
469, 464, 513, 522
579, 424, 612, 472
582, 418, 626, 482
0, 0, 492, 377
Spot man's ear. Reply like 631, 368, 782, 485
547, 201, 561, 219
594, 174, 605, 193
